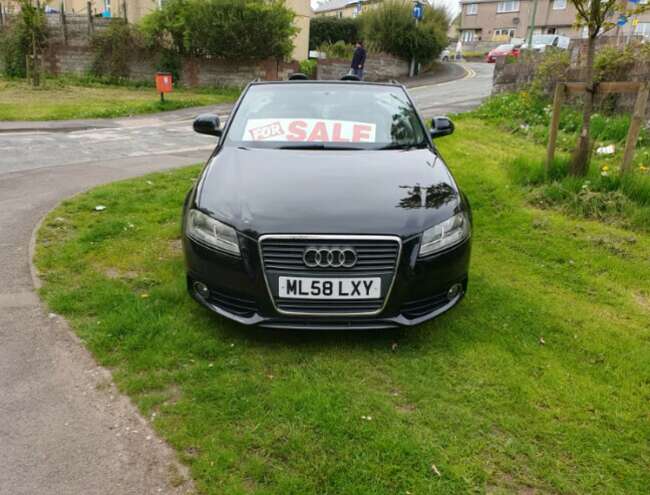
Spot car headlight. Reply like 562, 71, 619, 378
186, 209, 240, 256
419, 212, 470, 257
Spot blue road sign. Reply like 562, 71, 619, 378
412, 2, 423, 20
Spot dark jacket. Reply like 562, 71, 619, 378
351, 46, 367, 69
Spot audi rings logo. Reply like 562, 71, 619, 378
303, 247, 358, 268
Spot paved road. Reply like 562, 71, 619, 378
409, 62, 494, 116
0, 62, 493, 495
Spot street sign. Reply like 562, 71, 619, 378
412, 2, 423, 20
629, 0, 640, 4
617, 15, 627, 26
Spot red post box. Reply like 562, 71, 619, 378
155, 72, 173, 102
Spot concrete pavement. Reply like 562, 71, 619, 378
0, 62, 493, 495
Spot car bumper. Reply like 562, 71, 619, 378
183, 234, 470, 330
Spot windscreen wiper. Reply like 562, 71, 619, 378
377, 143, 422, 150
277, 144, 364, 150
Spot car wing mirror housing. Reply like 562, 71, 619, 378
193, 113, 222, 137
430, 116, 454, 139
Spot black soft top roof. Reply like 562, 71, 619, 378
249, 79, 404, 89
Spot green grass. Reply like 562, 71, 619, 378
35, 118, 650, 494
507, 155, 650, 231
0, 77, 240, 120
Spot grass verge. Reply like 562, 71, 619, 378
473, 91, 650, 230
35, 118, 650, 494
0, 77, 240, 120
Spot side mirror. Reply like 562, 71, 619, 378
430, 116, 454, 139
193, 113, 222, 137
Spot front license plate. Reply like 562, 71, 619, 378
278, 276, 381, 300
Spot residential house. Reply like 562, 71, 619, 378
0, 0, 313, 60
314, 0, 382, 18
458, 0, 650, 43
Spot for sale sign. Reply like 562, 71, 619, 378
242, 118, 377, 143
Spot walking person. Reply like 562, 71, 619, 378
455, 39, 463, 61
350, 40, 367, 80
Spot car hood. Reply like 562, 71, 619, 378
196, 147, 461, 238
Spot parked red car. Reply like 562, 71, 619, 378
485, 44, 520, 63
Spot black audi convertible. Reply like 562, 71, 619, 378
182, 79, 471, 329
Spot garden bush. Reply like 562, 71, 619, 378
361, 0, 448, 65
318, 40, 355, 59
309, 16, 360, 50
298, 58, 317, 78
140, 0, 296, 61
594, 45, 636, 82
530, 49, 570, 95
90, 20, 143, 80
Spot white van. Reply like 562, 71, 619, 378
520, 34, 570, 52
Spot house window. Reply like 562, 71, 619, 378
635, 22, 650, 38
496, 0, 519, 13
494, 28, 516, 39
466, 3, 478, 15
552, 0, 566, 9
461, 30, 475, 42
336, 11, 343, 18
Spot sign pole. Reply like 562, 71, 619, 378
410, 1, 423, 77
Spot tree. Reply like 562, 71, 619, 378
568, 0, 648, 176
139, 0, 296, 61
0, 0, 47, 85
361, 0, 448, 66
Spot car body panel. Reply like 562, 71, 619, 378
196, 147, 460, 239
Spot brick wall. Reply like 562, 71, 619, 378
316, 53, 410, 82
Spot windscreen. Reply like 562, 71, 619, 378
225, 83, 428, 149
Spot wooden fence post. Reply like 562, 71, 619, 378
87, 1, 94, 35
621, 83, 649, 175
546, 82, 565, 176
60, 2, 68, 45
121, 0, 127, 23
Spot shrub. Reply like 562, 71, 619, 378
361, 0, 448, 64
594, 45, 636, 82
140, 0, 296, 61
90, 20, 143, 80
318, 40, 355, 59
530, 49, 570, 95
0, 0, 47, 78
309, 16, 360, 50
298, 58, 317, 78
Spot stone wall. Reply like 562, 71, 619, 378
316, 53, 410, 82
1, 14, 299, 87
492, 48, 650, 117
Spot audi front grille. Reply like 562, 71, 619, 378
258, 235, 402, 316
